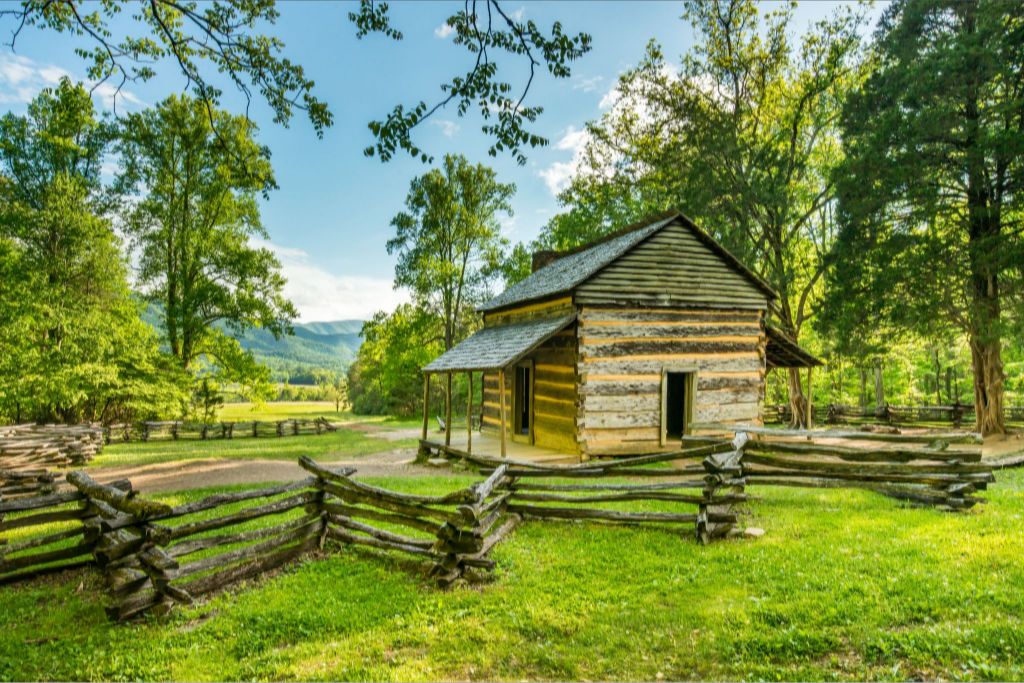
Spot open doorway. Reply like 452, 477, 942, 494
663, 371, 694, 444
514, 363, 532, 438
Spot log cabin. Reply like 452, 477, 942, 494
420, 210, 820, 461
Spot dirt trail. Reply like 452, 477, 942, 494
92, 447, 449, 493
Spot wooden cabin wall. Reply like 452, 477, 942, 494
575, 222, 769, 309
577, 306, 766, 456
481, 325, 578, 455
482, 296, 573, 327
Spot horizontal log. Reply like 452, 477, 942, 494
744, 476, 978, 509
0, 505, 88, 531
164, 490, 318, 540
175, 518, 322, 580
327, 527, 439, 559
742, 452, 994, 478
327, 514, 435, 549
319, 470, 476, 506
743, 439, 983, 463
0, 489, 83, 514
320, 482, 463, 525
168, 513, 323, 559
296, 455, 357, 484
506, 504, 713, 524
504, 479, 712, 493
169, 478, 317, 516
508, 491, 746, 505
742, 465, 980, 487
66, 471, 171, 518
320, 501, 442, 535
0, 525, 89, 556
177, 534, 318, 598
0, 556, 95, 586
701, 423, 984, 444
0, 539, 94, 573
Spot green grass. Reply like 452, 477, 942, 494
218, 401, 420, 429
3, 470, 1024, 681
91, 428, 419, 468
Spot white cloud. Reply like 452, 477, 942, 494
537, 125, 590, 196
510, 7, 525, 21
0, 53, 143, 110
431, 118, 459, 138
434, 23, 454, 38
573, 75, 604, 93
598, 85, 620, 110
258, 240, 408, 322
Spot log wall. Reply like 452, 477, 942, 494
575, 222, 769, 309
577, 306, 767, 456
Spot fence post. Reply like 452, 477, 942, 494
697, 431, 746, 544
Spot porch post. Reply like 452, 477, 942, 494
466, 371, 473, 454
445, 371, 453, 447
807, 366, 814, 430
498, 367, 507, 458
421, 373, 429, 441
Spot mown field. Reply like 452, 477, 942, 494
91, 403, 421, 469
1, 454, 1023, 680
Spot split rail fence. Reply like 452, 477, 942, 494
2, 428, 995, 622
767, 403, 1024, 428
104, 418, 337, 443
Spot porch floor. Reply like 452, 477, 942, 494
424, 429, 580, 465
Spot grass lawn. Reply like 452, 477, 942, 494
91, 428, 420, 468
218, 401, 420, 430
2, 469, 1023, 681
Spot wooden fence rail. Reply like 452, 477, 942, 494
767, 403, 1024, 427
691, 423, 991, 510
103, 418, 337, 444
0, 424, 105, 472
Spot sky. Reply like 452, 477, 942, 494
0, 1, 880, 322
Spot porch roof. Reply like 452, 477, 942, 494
423, 314, 576, 373
765, 325, 823, 369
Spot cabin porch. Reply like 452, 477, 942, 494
419, 431, 579, 465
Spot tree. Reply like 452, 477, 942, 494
116, 94, 295, 399
0, 80, 186, 423
1, 0, 590, 163
315, 370, 348, 413
388, 154, 514, 352
347, 305, 445, 417
824, 0, 1024, 435
531, 0, 865, 427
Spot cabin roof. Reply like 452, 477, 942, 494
478, 211, 778, 313
423, 314, 576, 373
765, 325, 823, 368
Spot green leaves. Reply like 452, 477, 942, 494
357, 1, 591, 164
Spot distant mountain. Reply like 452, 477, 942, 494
140, 303, 363, 381
237, 320, 364, 380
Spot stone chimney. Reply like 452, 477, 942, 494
531, 250, 560, 272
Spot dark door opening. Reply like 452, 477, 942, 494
665, 372, 690, 439
514, 365, 531, 435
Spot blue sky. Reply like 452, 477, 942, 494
0, 1, 879, 322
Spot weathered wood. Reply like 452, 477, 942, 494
320, 501, 442, 535
0, 489, 83, 514
164, 491, 318, 540
701, 423, 984, 444
168, 478, 317, 516
167, 513, 322, 558
327, 514, 435, 549
175, 518, 322, 579
0, 539, 94, 573
504, 479, 712, 493
498, 369, 508, 458
318, 471, 475, 505
509, 491, 747, 505
0, 525, 88, 556
742, 452, 994, 478
320, 482, 463, 525
177, 535, 318, 598
66, 471, 171, 518
506, 504, 712, 524
296, 456, 357, 484
744, 439, 982, 463
422, 373, 430, 441
328, 527, 439, 558
0, 505, 88, 531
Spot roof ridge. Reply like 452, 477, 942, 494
549, 209, 682, 260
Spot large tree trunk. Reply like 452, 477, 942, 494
873, 363, 886, 419
969, 334, 1005, 435
786, 367, 808, 429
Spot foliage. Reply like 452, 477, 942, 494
314, 370, 348, 413
352, 0, 591, 164
389, 153, 513, 350
347, 304, 445, 417
0, 80, 187, 423
117, 93, 295, 402
1, 0, 591, 163
821, 0, 1024, 434
3, 470, 1024, 680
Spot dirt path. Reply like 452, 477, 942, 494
92, 447, 451, 493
